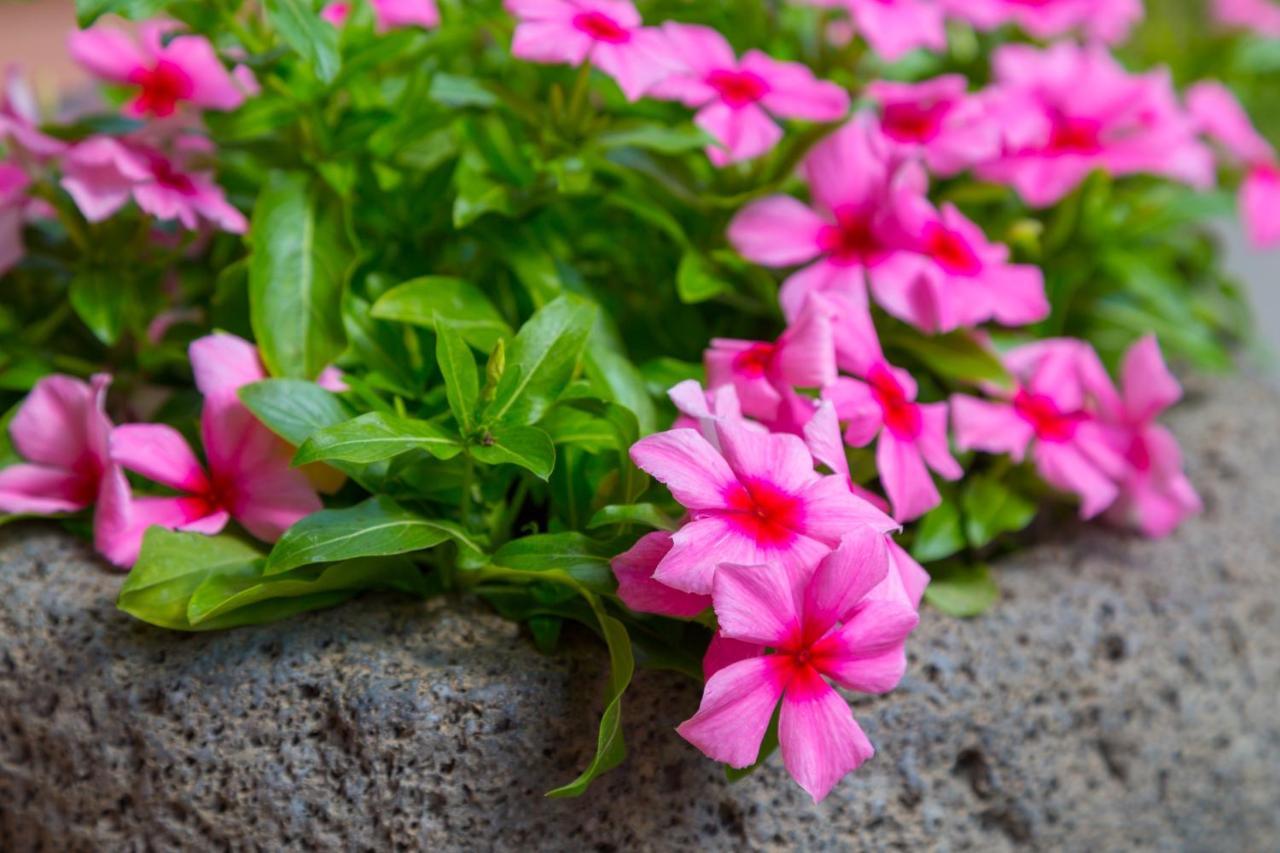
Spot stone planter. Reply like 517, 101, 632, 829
1, 377, 1277, 851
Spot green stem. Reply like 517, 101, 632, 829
565, 60, 594, 132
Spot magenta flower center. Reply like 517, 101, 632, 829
1013, 390, 1081, 442
922, 222, 982, 276
817, 207, 882, 266
880, 100, 949, 144
1125, 433, 1152, 472
1047, 115, 1103, 155
722, 478, 804, 547
707, 68, 770, 109
868, 364, 922, 439
732, 342, 776, 378
128, 59, 195, 118
145, 153, 198, 196
572, 11, 632, 44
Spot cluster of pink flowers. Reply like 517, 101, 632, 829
1212, 0, 1280, 36
321, 0, 441, 31
0, 334, 338, 568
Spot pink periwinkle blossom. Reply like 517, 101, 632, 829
1, 68, 67, 160
504, 0, 670, 101
611, 531, 711, 617
1211, 0, 1280, 36
68, 23, 250, 119
103, 334, 323, 566
805, 0, 947, 62
322, 0, 441, 30
951, 339, 1126, 519
1088, 336, 1202, 538
704, 297, 838, 423
677, 532, 920, 801
1186, 81, 1280, 249
942, 0, 1142, 44
630, 417, 897, 595
61, 134, 247, 233
865, 75, 999, 177
649, 23, 849, 166
979, 43, 1214, 207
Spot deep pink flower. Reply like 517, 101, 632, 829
979, 44, 1214, 207
873, 198, 1048, 333
322, 0, 441, 30
1187, 81, 1280, 249
611, 531, 711, 617
505, 0, 670, 101
630, 418, 897, 595
1211, 0, 1280, 36
68, 23, 248, 118
943, 0, 1142, 44
951, 339, 1126, 518
677, 534, 919, 802
650, 23, 849, 166
1087, 336, 1201, 538
826, 360, 962, 522
61, 135, 247, 233
705, 297, 837, 422
104, 335, 323, 565
805, 0, 947, 61
866, 75, 999, 176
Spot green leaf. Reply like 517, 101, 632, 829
75, 0, 167, 26
239, 379, 351, 446
911, 497, 966, 563
429, 74, 499, 108
372, 277, 511, 351
471, 425, 556, 480
484, 294, 597, 426
69, 270, 126, 346
587, 503, 677, 532
923, 562, 999, 618
540, 406, 617, 453
884, 328, 1012, 390
264, 0, 342, 83
249, 172, 349, 379
961, 474, 1038, 548
492, 532, 615, 594
118, 530, 265, 631
596, 124, 714, 154
676, 251, 730, 304
437, 323, 480, 433
294, 412, 463, 465
267, 496, 483, 575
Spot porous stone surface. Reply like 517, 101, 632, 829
1, 377, 1278, 852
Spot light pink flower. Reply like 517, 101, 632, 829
0, 68, 67, 160
705, 297, 837, 422
1088, 336, 1201, 538
61, 135, 247, 233
322, 0, 441, 30
611, 531, 711, 617
873, 198, 1048, 333
1211, 0, 1280, 36
104, 335, 322, 565
68, 23, 247, 118
806, 0, 947, 61
504, 0, 670, 101
630, 418, 897, 595
827, 360, 962, 522
321, 2, 353, 25
979, 44, 1214, 207
1187, 81, 1280, 249
866, 75, 999, 176
677, 533, 919, 802
942, 0, 1142, 44
951, 339, 1126, 518
650, 23, 849, 166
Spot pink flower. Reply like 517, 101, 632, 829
68, 23, 248, 118
0, 68, 67, 160
611, 531, 711, 617
704, 297, 837, 422
951, 339, 1126, 518
322, 0, 441, 30
806, 0, 947, 61
321, 2, 353, 25
677, 533, 920, 802
0, 163, 30, 277
650, 24, 849, 166
504, 0, 670, 101
1211, 0, 1280, 36
866, 75, 999, 176
827, 360, 962, 522
61, 135, 247, 233
1089, 336, 1201, 538
942, 0, 1142, 44
979, 44, 1214, 207
1187, 81, 1280, 249
630, 418, 897, 595
728, 118, 927, 367
873, 198, 1048, 333
103, 335, 323, 565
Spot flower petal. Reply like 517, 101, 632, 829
712, 561, 802, 646
778, 667, 874, 803
0, 464, 90, 514
110, 423, 210, 494
612, 531, 710, 618
677, 655, 789, 768
728, 196, 826, 267
630, 428, 738, 512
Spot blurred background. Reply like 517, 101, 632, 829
2, 0, 1276, 364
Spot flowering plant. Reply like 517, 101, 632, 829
0, 0, 1271, 801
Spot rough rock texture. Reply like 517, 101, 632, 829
1, 377, 1278, 852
